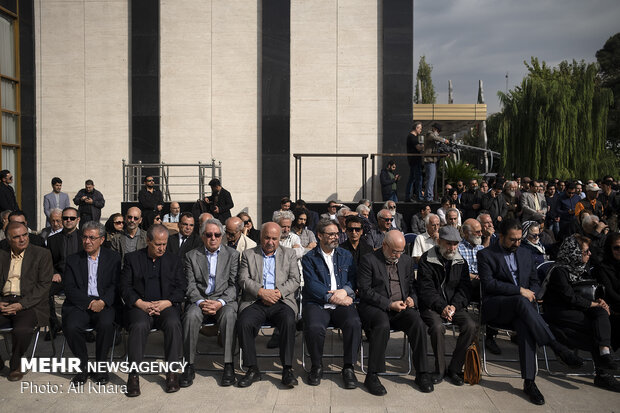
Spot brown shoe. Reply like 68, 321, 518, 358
166, 372, 180, 393
8, 370, 24, 382
126, 373, 140, 397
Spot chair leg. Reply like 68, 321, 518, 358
29, 329, 41, 361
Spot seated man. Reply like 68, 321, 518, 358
357, 230, 433, 395
478, 219, 584, 405
62, 221, 121, 385
121, 224, 187, 396
167, 212, 202, 258
411, 213, 440, 262
0, 221, 53, 381
418, 226, 476, 386
181, 218, 239, 387
302, 219, 361, 388
236, 222, 301, 388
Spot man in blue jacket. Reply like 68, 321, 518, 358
302, 218, 361, 389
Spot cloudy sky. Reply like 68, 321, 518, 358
413, 0, 620, 114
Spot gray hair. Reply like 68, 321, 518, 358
477, 213, 491, 223
49, 208, 63, 217
446, 207, 460, 217
81, 221, 105, 238
316, 218, 339, 234
383, 200, 396, 209
424, 213, 439, 225
272, 210, 295, 224
146, 224, 169, 241
359, 199, 371, 207
336, 206, 351, 218
582, 214, 599, 228
356, 204, 370, 214
201, 218, 225, 236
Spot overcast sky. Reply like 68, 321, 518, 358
413, 0, 620, 114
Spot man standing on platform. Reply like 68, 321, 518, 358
422, 123, 449, 202
43, 177, 71, 227
405, 122, 424, 202
73, 179, 105, 224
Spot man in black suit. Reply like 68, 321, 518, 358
167, 212, 202, 258
47, 207, 82, 338
191, 179, 234, 223
0, 169, 18, 212
121, 224, 187, 396
62, 221, 121, 385
478, 219, 584, 405
0, 221, 53, 381
0, 210, 45, 250
357, 230, 433, 396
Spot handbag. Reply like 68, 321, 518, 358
572, 280, 605, 301
463, 341, 481, 385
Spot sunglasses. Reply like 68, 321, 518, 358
346, 227, 363, 232
146, 179, 154, 182
62, 216, 78, 221
242, 220, 251, 225
113, 221, 124, 225
204, 232, 222, 239
528, 233, 540, 239
381, 217, 394, 222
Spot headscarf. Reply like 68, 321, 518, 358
555, 235, 588, 283
522, 220, 545, 255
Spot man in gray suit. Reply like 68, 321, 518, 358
180, 218, 240, 387
236, 222, 301, 388
43, 177, 71, 227
520, 180, 547, 223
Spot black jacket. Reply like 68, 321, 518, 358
594, 260, 620, 313
460, 189, 483, 220
47, 229, 83, 275
0, 183, 18, 212
120, 248, 187, 307
138, 188, 164, 212
192, 187, 234, 222
73, 188, 105, 222
418, 246, 471, 313
167, 233, 202, 258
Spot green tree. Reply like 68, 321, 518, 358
414, 55, 436, 104
495, 58, 615, 179
596, 33, 620, 159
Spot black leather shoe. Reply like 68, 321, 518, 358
445, 369, 464, 386
126, 373, 140, 397
179, 364, 195, 388
485, 337, 502, 355
238, 367, 261, 388
266, 333, 280, 349
221, 363, 236, 387
307, 365, 322, 386
598, 354, 620, 372
342, 367, 358, 389
71, 372, 89, 385
556, 348, 585, 369
523, 380, 545, 405
92, 372, 109, 385
414, 373, 434, 393
364, 373, 386, 396
594, 372, 620, 392
281, 367, 298, 388
165, 372, 180, 393
431, 371, 443, 384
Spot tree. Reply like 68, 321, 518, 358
596, 33, 620, 158
414, 55, 436, 104
495, 58, 614, 179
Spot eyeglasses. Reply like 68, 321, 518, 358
346, 227, 363, 232
225, 231, 238, 237
154, 217, 162, 221
62, 216, 78, 221
381, 217, 394, 222
113, 221, 124, 225
127, 215, 140, 221
81, 235, 102, 241
242, 220, 251, 225
581, 249, 591, 256
146, 179, 154, 182
322, 232, 339, 238
528, 233, 540, 239
204, 232, 222, 239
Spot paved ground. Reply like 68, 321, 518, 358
1, 328, 619, 412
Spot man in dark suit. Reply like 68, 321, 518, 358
192, 179, 234, 223
383, 200, 407, 233
0, 210, 45, 250
357, 230, 434, 395
47, 207, 83, 338
180, 218, 239, 387
478, 219, 584, 405
167, 212, 202, 258
0, 170, 18, 212
302, 218, 361, 388
0, 221, 53, 381
62, 221, 121, 385
121, 224, 187, 396
236, 222, 301, 388
73, 179, 105, 225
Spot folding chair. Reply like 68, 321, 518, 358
0, 326, 45, 365
59, 325, 118, 363
194, 321, 233, 372
239, 324, 282, 373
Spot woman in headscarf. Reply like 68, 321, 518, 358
542, 234, 620, 392
593, 232, 620, 351
521, 221, 547, 269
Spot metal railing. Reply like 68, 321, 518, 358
122, 159, 222, 202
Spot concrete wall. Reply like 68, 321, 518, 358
290, 0, 380, 203
35, 0, 129, 228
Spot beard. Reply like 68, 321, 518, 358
384, 254, 399, 264
507, 191, 516, 198
469, 236, 482, 246
439, 245, 457, 260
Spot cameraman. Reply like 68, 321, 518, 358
422, 123, 450, 202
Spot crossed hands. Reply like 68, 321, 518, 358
328, 289, 353, 306
0, 301, 22, 316
258, 288, 281, 306
389, 297, 414, 312
199, 299, 223, 315
441, 305, 456, 321
88, 299, 105, 313
136, 299, 172, 316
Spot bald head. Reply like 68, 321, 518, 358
126, 206, 142, 232
199, 212, 214, 228
382, 230, 405, 264
260, 222, 281, 256
225, 216, 243, 244
462, 218, 482, 245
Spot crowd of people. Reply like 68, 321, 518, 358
0, 167, 619, 405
